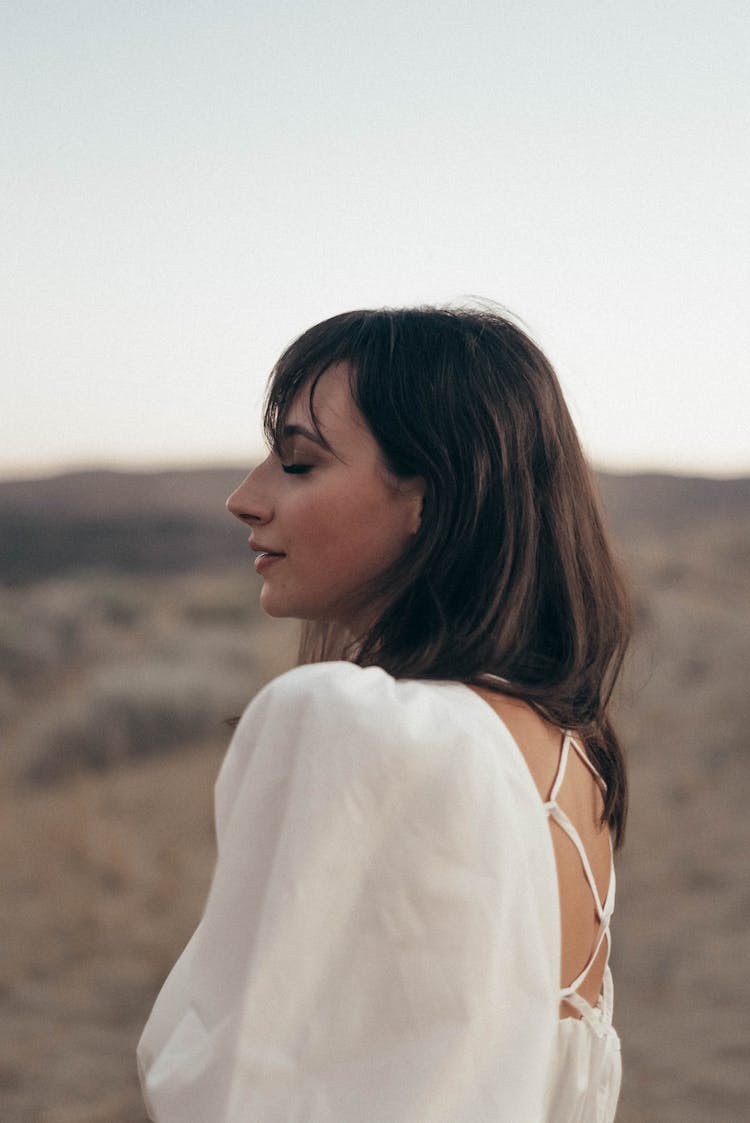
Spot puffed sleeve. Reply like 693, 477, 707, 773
137, 663, 559, 1122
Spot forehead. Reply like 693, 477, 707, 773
286, 362, 366, 442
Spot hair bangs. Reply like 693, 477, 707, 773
262, 311, 382, 456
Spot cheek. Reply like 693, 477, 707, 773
311, 496, 410, 575
283, 472, 414, 574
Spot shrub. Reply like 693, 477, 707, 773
22, 652, 261, 785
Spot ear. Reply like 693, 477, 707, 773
403, 476, 426, 535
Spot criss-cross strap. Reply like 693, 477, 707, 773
549, 732, 608, 802
561, 965, 615, 1035
545, 800, 615, 928
545, 732, 616, 1024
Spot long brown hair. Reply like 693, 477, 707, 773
264, 306, 632, 846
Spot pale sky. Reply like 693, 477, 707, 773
2, 0, 749, 479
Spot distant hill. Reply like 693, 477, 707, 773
0, 467, 245, 518
596, 471, 750, 535
0, 466, 747, 584
0, 468, 246, 584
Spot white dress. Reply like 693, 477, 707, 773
138, 662, 621, 1122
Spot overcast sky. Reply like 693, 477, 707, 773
3, 0, 748, 479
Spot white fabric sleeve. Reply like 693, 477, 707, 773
137, 662, 559, 1122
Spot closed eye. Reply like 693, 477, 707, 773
281, 463, 312, 475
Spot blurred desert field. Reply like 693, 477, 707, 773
0, 468, 748, 1123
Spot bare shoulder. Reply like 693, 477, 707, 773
467, 686, 564, 802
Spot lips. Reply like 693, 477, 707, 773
250, 543, 286, 574
254, 551, 284, 574
250, 543, 285, 558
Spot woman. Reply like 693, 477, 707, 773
138, 306, 631, 1122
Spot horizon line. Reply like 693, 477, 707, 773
0, 456, 748, 485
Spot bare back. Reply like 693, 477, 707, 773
468, 687, 612, 1019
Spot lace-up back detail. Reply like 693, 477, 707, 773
542, 732, 622, 1123
465, 681, 622, 1119
545, 733, 616, 1027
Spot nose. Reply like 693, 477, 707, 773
226, 464, 273, 525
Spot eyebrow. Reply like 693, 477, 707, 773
281, 423, 332, 451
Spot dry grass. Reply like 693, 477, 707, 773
1, 744, 225, 1122
1, 569, 298, 1123
607, 527, 750, 1123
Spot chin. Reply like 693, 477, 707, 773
258, 584, 362, 628
259, 598, 294, 619
259, 591, 311, 620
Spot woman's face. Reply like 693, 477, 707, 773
226, 363, 424, 631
